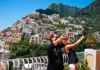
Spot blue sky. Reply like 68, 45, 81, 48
0, 0, 94, 31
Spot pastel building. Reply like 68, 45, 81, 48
30, 34, 43, 44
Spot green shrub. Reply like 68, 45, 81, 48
64, 60, 90, 70
78, 60, 90, 70
64, 63, 69, 70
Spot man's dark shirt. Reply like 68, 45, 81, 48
46, 42, 65, 70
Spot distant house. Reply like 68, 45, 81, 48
0, 32, 4, 40
32, 11, 40, 18
94, 32, 100, 42
11, 26, 21, 33
5, 33, 22, 43
29, 34, 43, 44
55, 30, 65, 35
67, 32, 75, 38
60, 18, 70, 24
0, 40, 5, 48
52, 14, 60, 20
65, 27, 72, 34
6, 37, 21, 43
41, 39, 49, 45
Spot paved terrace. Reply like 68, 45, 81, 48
0, 52, 84, 70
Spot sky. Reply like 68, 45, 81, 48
0, 0, 94, 31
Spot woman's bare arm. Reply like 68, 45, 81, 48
65, 36, 85, 50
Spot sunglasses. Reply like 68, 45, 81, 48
53, 36, 59, 38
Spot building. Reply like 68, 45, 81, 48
0, 40, 5, 48
5, 33, 22, 43
30, 34, 43, 44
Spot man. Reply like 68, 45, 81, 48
46, 32, 66, 70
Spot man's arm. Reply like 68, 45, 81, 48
53, 34, 66, 46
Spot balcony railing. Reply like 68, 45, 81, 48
0, 52, 84, 70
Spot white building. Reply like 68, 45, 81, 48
30, 34, 43, 44
0, 40, 5, 48
94, 32, 100, 42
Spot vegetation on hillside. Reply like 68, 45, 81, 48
37, 3, 81, 17
10, 38, 47, 58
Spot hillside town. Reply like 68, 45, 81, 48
0, 11, 100, 70
0, 11, 100, 49
0, 11, 85, 48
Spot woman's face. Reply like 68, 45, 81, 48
67, 39, 71, 44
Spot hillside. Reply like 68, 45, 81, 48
36, 3, 81, 17
78, 0, 100, 32
36, 8, 58, 15
37, 1, 100, 32
79, 0, 100, 17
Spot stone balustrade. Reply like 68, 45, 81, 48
0, 52, 84, 70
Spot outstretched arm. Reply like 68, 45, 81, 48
65, 35, 85, 50
53, 34, 66, 46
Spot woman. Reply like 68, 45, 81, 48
63, 36, 85, 70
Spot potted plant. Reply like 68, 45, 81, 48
86, 34, 97, 49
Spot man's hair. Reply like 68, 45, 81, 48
49, 34, 54, 42
48, 31, 57, 42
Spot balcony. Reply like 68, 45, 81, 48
0, 52, 84, 70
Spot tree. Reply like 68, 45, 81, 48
21, 33, 25, 41
86, 34, 97, 49
78, 60, 90, 70
31, 30, 35, 35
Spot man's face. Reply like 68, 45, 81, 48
52, 34, 58, 41
47, 31, 54, 39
